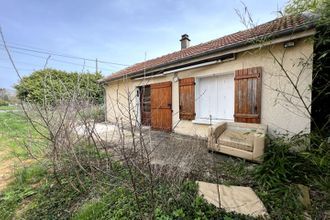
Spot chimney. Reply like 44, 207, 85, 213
180, 34, 190, 50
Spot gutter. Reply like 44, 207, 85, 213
101, 22, 315, 83
133, 59, 227, 81
162, 59, 222, 74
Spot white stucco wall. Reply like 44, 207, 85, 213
105, 36, 313, 138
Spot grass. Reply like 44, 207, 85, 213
0, 111, 42, 160
0, 163, 48, 220
0, 105, 17, 111
0, 110, 46, 219
213, 158, 255, 186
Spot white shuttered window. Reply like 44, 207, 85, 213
196, 73, 234, 121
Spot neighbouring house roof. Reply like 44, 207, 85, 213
102, 13, 316, 83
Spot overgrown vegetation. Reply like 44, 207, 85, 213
253, 134, 330, 219
26, 169, 251, 220
0, 156, 253, 220
0, 105, 329, 219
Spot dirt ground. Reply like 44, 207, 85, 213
0, 152, 17, 191
0, 150, 14, 191
0, 150, 33, 191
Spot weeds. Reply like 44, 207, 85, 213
1, 158, 254, 220
0, 163, 48, 220
213, 159, 255, 186
253, 134, 330, 219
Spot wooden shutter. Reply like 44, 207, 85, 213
179, 77, 195, 120
234, 67, 262, 123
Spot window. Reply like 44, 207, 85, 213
196, 73, 234, 121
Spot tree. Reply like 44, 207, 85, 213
283, 0, 330, 135
15, 69, 104, 105
0, 88, 9, 106
284, 0, 325, 15
284, 0, 330, 134
310, 0, 330, 134
0, 88, 6, 99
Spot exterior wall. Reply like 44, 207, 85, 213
105, 37, 313, 138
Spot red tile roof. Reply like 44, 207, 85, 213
103, 14, 315, 82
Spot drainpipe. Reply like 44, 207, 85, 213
103, 86, 107, 123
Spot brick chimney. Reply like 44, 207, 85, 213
180, 34, 190, 50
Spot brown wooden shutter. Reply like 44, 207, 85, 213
234, 67, 262, 123
179, 77, 195, 120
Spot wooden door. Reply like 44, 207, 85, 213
140, 85, 151, 126
150, 82, 172, 131
234, 67, 262, 123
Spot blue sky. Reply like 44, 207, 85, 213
0, 0, 287, 90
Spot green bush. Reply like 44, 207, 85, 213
0, 99, 9, 106
15, 69, 104, 105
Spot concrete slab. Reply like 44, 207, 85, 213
76, 123, 134, 143
197, 181, 268, 218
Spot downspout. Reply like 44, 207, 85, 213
104, 85, 107, 122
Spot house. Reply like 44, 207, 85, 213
100, 13, 316, 138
